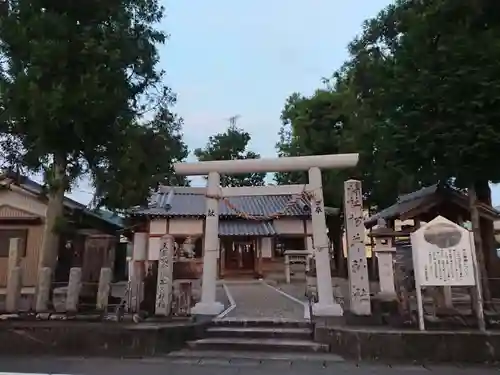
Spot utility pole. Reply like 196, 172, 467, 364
228, 115, 240, 129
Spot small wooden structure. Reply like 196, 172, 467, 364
365, 183, 500, 297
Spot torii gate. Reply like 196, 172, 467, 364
174, 153, 359, 317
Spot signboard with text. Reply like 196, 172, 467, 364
410, 215, 484, 331
411, 216, 475, 287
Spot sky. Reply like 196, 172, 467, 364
64, 0, 500, 207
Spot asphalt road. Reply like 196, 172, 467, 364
0, 354, 497, 375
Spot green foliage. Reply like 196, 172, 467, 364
276, 0, 500, 211
345, 0, 500, 190
194, 124, 266, 187
276, 90, 350, 209
0, 0, 186, 209
91, 103, 189, 210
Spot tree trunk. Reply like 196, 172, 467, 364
39, 155, 67, 287
468, 184, 492, 304
326, 214, 344, 277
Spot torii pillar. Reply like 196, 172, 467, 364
174, 153, 359, 317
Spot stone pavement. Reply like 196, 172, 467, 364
224, 281, 306, 320
0, 355, 496, 375
274, 277, 381, 309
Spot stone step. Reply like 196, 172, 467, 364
187, 337, 328, 353
211, 318, 311, 329
168, 349, 344, 362
206, 326, 313, 340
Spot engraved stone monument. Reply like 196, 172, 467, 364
344, 179, 371, 315
155, 235, 174, 316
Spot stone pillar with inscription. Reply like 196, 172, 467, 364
155, 235, 174, 316
191, 172, 224, 316
309, 167, 343, 317
344, 179, 371, 315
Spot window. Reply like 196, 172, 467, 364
273, 236, 305, 257
174, 236, 203, 258
0, 229, 28, 258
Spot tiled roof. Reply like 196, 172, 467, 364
129, 187, 312, 218
365, 184, 500, 227
365, 185, 439, 227
219, 221, 276, 236
0, 172, 124, 229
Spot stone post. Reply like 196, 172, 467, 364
191, 171, 224, 316
374, 250, 397, 298
284, 253, 291, 284
66, 267, 82, 313
305, 236, 314, 273
6, 238, 22, 312
35, 267, 51, 312
96, 267, 112, 311
155, 235, 174, 316
130, 232, 147, 312
7, 238, 21, 275
6, 268, 22, 313
308, 167, 343, 316
443, 286, 453, 308
344, 179, 371, 315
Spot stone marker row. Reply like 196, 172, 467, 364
6, 238, 113, 313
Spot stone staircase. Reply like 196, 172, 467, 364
186, 319, 328, 353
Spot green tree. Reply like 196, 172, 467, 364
194, 124, 266, 187
0, 0, 170, 271
344, 0, 500, 298
276, 89, 353, 273
346, 0, 500, 194
276, 78, 430, 275
91, 103, 190, 211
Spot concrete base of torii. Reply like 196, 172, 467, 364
312, 302, 343, 317
191, 301, 225, 317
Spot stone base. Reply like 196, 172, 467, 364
191, 301, 224, 317
315, 325, 500, 364
312, 302, 343, 317
344, 310, 380, 326
0, 320, 201, 357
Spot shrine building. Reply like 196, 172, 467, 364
128, 185, 338, 279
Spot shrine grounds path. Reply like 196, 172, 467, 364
223, 281, 306, 320
0, 355, 495, 375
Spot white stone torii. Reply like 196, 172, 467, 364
174, 153, 359, 317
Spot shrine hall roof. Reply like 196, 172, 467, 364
129, 186, 314, 218
219, 220, 276, 236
